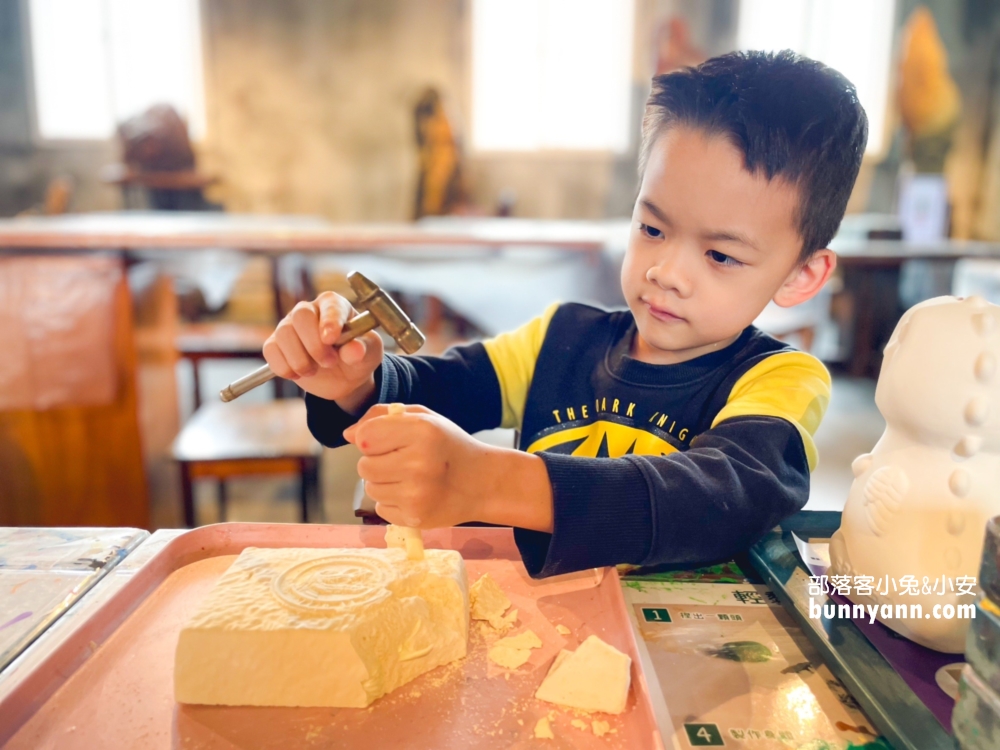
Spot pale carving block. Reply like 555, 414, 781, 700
831, 296, 1000, 652
175, 547, 468, 707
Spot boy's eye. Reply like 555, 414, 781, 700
639, 223, 663, 239
707, 249, 744, 267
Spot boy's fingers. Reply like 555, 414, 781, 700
317, 293, 356, 345
338, 338, 367, 365
290, 302, 336, 367
356, 403, 432, 423
274, 324, 319, 378
372, 501, 406, 526
357, 454, 410, 485
344, 404, 433, 445
262, 338, 299, 380
368, 486, 423, 527
351, 409, 436, 455
364, 480, 402, 505
342, 405, 387, 444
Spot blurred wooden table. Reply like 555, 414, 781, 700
0, 212, 615, 252
7, 213, 1000, 376
833, 238, 1000, 377
0, 212, 615, 322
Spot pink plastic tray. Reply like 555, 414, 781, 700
1, 524, 663, 749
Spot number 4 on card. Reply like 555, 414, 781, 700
684, 723, 725, 746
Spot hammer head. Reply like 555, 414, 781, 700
347, 272, 426, 354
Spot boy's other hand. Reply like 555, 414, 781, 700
343, 404, 555, 532
344, 404, 489, 528
262, 292, 383, 412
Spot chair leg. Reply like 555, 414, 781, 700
300, 457, 319, 523
311, 457, 321, 520
218, 479, 228, 522
192, 358, 202, 411
180, 462, 195, 528
298, 458, 309, 523
269, 255, 284, 323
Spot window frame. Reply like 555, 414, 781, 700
22, 0, 207, 146
468, 0, 637, 156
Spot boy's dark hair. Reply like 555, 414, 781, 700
640, 50, 868, 261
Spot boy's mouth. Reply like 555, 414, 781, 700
642, 299, 685, 323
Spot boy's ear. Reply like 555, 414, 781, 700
772, 249, 837, 308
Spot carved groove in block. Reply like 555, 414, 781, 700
271, 555, 395, 613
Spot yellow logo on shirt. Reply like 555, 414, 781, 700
526, 420, 680, 458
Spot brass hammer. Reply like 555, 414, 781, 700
219, 272, 425, 402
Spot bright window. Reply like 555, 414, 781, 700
472, 0, 635, 153
28, 0, 205, 141
737, 0, 896, 155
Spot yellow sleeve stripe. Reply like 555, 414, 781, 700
710, 351, 831, 471
482, 302, 560, 430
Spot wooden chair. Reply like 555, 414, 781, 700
0, 256, 148, 527
175, 323, 277, 409
172, 399, 321, 527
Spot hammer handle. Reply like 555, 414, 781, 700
219, 310, 379, 402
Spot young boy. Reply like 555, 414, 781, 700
264, 51, 868, 578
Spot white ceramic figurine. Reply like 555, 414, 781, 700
830, 295, 1000, 653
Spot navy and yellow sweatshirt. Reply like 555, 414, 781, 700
306, 302, 831, 578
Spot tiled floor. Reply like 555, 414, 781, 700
162, 362, 884, 528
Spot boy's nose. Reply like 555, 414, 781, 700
646, 257, 692, 298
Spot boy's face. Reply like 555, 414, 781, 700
622, 126, 832, 364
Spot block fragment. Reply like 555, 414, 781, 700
534, 716, 554, 739
174, 547, 468, 707
470, 573, 511, 629
535, 635, 631, 714
487, 629, 542, 669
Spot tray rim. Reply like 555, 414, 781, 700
0, 522, 664, 749
0, 527, 149, 674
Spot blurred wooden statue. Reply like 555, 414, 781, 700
653, 16, 705, 76
107, 104, 218, 211
899, 7, 961, 173
413, 88, 468, 218
16, 175, 73, 217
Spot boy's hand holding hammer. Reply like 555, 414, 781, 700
265, 291, 555, 533
263, 292, 384, 413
